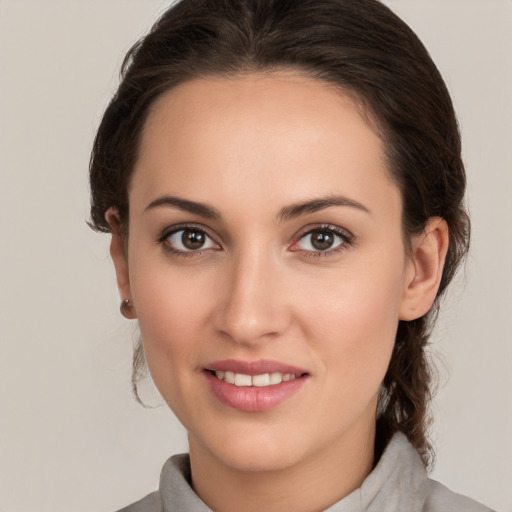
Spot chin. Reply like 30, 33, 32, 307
216, 444, 302, 473
191, 425, 311, 474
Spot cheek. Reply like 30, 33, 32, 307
300, 255, 405, 396
130, 265, 218, 432
129, 260, 213, 387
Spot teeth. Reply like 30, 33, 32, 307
214, 371, 297, 387
269, 372, 283, 385
252, 373, 270, 387
234, 373, 252, 387
224, 371, 235, 384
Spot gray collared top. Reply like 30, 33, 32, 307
116, 432, 494, 512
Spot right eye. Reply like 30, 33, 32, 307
162, 227, 220, 253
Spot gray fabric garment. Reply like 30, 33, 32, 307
116, 432, 494, 512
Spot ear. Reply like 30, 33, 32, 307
399, 217, 449, 321
105, 208, 137, 320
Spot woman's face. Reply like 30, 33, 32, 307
114, 72, 420, 472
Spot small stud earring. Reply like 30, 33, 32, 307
120, 298, 135, 318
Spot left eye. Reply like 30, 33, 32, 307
166, 228, 219, 252
296, 228, 345, 252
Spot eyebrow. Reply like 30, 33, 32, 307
278, 195, 370, 222
144, 196, 222, 219
144, 194, 370, 221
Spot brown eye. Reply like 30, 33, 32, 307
165, 228, 219, 252
182, 229, 206, 250
296, 228, 345, 252
310, 231, 335, 250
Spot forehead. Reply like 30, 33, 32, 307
131, 71, 400, 220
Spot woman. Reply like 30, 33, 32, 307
89, 0, 494, 510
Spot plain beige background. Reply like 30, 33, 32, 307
0, 1, 511, 511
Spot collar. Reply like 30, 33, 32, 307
159, 432, 427, 512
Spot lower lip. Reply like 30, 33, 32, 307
204, 371, 307, 412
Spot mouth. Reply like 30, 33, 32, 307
206, 369, 306, 387
203, 359, 309, 412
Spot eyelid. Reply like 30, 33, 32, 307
157, 223, 222, 254
290, 224, 355, 255
156, 222, 354, 257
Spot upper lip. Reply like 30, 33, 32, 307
205, 359, 309, 376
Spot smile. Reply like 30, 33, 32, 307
203, 359, 309, 412
212, 371, 297, 387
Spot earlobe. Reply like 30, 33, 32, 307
399, 217, 449, 321
105, 208, 137, 320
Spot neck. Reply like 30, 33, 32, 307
189, 421, 376, 512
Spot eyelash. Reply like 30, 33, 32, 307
156, 223, 354, 259
157, 223, 220, 258
294, 224, 354, 259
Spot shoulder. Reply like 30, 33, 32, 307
422, 477, 495, 512
363, 432, 495, 512
114, 490, 163, 512
113, 453, 211, 512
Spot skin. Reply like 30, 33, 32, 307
108, 71, 448, 512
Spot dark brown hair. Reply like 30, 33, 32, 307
89, 0, 469, 468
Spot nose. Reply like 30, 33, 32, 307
213, 247, 291, 347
